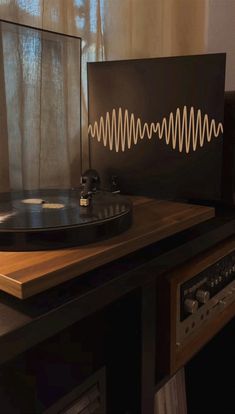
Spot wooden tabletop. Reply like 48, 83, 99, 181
0, 197, 214, 299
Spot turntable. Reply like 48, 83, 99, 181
0, 196, 215, 298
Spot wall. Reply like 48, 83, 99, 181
206, 0, 235, 91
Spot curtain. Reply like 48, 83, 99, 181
0, 19, 81, 191
0, 0, 207, 191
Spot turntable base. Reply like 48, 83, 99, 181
0, 197, 214, 299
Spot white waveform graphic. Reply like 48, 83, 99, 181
88, 106, 223, 153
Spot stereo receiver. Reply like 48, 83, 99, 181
156, 236, 235, 381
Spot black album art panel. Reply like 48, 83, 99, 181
88, 54, 226, 201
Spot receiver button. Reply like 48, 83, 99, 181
196, 289, 210, 304
184, 298, 198, 314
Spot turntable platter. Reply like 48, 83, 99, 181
0, 189, 132, 251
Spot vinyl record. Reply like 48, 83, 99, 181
0, 189, 132, 251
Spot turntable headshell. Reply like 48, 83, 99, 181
80, 169, 101, 207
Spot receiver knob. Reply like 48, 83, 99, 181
196, 289, 210, 304
184, 298, 198, 314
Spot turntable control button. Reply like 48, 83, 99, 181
184, 298, 198, 314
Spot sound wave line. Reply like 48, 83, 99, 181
88, 106, 223, 153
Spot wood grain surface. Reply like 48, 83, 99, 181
0, 197, 214, 299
